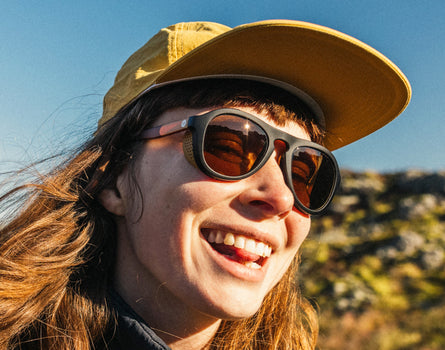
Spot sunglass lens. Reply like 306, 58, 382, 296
203, 115, 267, 176
292, 147, 336, 211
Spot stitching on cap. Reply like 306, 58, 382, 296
177, 22, 186, 58
168, 23, 178, 63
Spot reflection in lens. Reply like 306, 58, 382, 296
292, 147, 335, 211
204, 115, 267, 176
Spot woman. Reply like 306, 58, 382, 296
0, 20, 410, 349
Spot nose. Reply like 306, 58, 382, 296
238, 144, 294, 220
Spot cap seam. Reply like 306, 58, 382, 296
168, 23, 179, 63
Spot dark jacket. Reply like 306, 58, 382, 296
106, 290, 171, 350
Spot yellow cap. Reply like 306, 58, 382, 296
100, 20, 411, 151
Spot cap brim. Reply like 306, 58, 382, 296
153, 20, 411, 151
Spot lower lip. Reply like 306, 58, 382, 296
202, 235, 270, 282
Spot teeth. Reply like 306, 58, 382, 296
206, 230, 272, 258
207, 231, 216, 243
244, 261, 261, 269
245, 239, 256, 252
224, 233, 235, 246
234, 235, 245, 249
215, 231, 224, 244
256, 242, 265, 257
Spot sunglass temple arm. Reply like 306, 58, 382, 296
140, 118, 189, 140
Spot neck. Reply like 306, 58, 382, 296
153, 320, 221, 350
115, 280, 221, 350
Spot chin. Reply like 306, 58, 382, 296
198, 291, 266, 321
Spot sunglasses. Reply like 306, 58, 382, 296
139, 108, 340, 215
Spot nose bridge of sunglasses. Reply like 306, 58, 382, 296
273, 140, 289, 163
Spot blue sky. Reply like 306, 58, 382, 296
1, 0, 444, 172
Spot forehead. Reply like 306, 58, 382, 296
154, 106, 312, 141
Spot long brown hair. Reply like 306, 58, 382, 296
0, 79, 321, 349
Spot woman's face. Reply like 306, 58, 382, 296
104, 106, 312, 322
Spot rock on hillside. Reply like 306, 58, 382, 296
300, 169, 445, 349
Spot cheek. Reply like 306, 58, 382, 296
286, 213, 311, 249
120, 145, 215, 245
117, 148, 191, 246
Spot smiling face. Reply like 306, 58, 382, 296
101, 105, 313, 329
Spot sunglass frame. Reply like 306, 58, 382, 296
140, 108, 340, 215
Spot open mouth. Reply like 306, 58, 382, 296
202, 228, 272, 269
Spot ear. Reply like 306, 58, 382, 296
98, 176, 127, 216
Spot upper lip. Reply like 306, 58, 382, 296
200, 222, 282, 252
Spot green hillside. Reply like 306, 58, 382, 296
300, 170, 445, 349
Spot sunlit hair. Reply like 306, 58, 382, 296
0, 79, 322, 349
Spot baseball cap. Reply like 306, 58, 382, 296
100, 20, 411, 151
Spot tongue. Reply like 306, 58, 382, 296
211, 243, 261, 263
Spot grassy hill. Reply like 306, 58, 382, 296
300, 169, 445, 349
